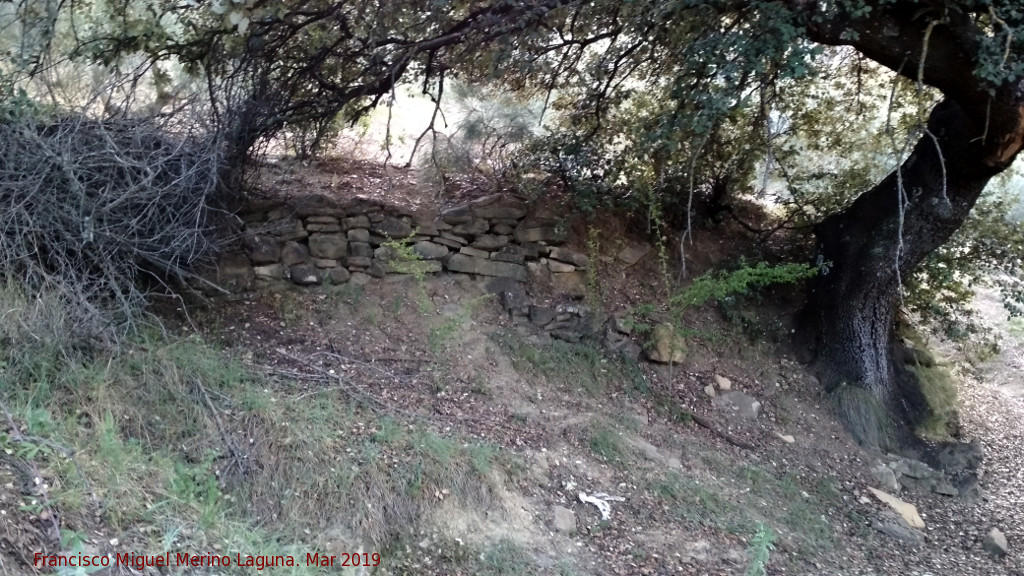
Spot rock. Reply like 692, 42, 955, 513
270, 218, 309, 242
372, 216, 413, 239
440, 232, 469, 245
549, 247, 589, 268
933, 482, 958, 497
306, 215, 339, 225
551, 329, 581, 343
492, 223, 514, 235
956, 475, 982, 502
244, 235, 280, 265
871, 463, 901, 492
552, 506, 576, 534
439, 205, 473, 224
326, 267, 351, 284
216, 253, 254, 289
617, 242, 652, 265
343, 215, 370, 230
347, 228, 371, 243
311, 258, 339, 268
485, 277, 530, 316
413, 241, 449, 260
982, 528, 1008, 558
492, 251, 526, 264
712, 391, 762, 419
432, 236, 464, 249
703, 384, 717, 397
366, 261, 386, 278
929, 440, 984, 473
445, 253, 528, 281
889, 458, 934, 480
253, 263, 285, 280
646, 323, 687, 364
713, 374, 732, 390
305, 223, 341, 233
452, 219, 489, 236
349, 272, 372, 285
471, 195, 529, 219
347, 256, 371, 268
529, 306, 558, 326
308, 234, 348, 259
514, 225, 563, 244
776, 433, 795, 443
280, 241, 309, 267
867, 487, 925, 529
459, 246, 491, 259
550, 271, 588, 298
289, 264, 320, 286
873, 517, 926, 544
471, 234, 511, 250
547, 259, 576, 273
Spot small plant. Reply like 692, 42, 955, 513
745, 522, 776, 576
380, 232, 433, 314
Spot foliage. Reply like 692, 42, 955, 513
745, 522, 776, 576
672, 262, 819, 310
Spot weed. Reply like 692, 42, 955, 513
588, 425, 625, 464
380, 232, 433, 314
745, 522, 776, 576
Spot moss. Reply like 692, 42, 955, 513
830, 384, 896, 450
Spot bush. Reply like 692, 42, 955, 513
0, 115, 222, 341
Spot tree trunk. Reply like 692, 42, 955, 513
806, 97, 1024, 449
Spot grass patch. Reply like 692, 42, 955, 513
908, 362, 959, 439
588, 425, 626, 465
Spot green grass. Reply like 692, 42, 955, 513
588, 425, 626, 464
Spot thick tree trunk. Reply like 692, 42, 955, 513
806, 98, 1024, 448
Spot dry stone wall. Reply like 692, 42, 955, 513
229, 193, 590, 290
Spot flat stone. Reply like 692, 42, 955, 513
933, 482, 958, 497
776, 433, 795, 444
280, 241, 309, 267
445, 253, 527, 281
253, 263, 285, 280
503, 243, 540, 259
270, 218, 309, 242
439, 205, 473, 224
308, 234, 347, 260
311, 258, 339, 268
386, 260, 442, 275
514, 225, 562, 244
617, 242, 652, 265
867, 487, 925, 529
703, 384, 717, 397
491, 223, 514, 235
326, 267, 350, 284
347, 228, 371, 243
440, 232, 469, 245
491, 251, 526, 264
486, 277, 530, 315
349, 272, 372, 285
347, 256, 371, 268
552, 506, 576, 534
244, 235, 280, 265
432, 236, 464, 249
305, 223, 341, 233
713, 374, 732, 390
646, 323, 687, 364
547, 260, 576, 273
343, 215, 370, 230
983, 528, 1008, 558
452, 219, 489, 236
289, 264, 320, 286
471, 195, 529, 220
459, 246, 491, 259
549, 247, 589, 268
889, 458, 934, 480
472, 234, 511, 250
413, 241, 449, 260
305, 215, 339, 224
873, 518, 925, 544
712, 391, 762, 419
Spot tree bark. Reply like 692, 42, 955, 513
806, 96, 1024, 447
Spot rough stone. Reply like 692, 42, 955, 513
491, 223, 515, 235
933, 482, 959, 497
308, 234, 347, 260
867, 488, 925, 529
349, 242, 374, 258
343, 215, 370, 230
871, 462, 901, 492
372, 216, 414, 239
347, 228, 371, 243
506, 243, 541, 259
983, 528, 1008, 558
445, 253, 528, 281
617, 242, 652, 265
776, 433, 795, 444
305, 223, 341, 233
270, 218, 309, 242
439, 205, 473, 224
289, 264, 321, 286
551, 330, 582, 343
368, 212, 384, 223
216, 253, 254, 289
311, 258, 339, 268
703, 384, 717, 398
547, 259, 576, 273
432, 236, 464, 249
452, 219, 489, 236
873, 517, 926, 544
413, 241, 449, 260
486, 277, 530, 316
514, 225, 563, 244
492, 251, 526, 264
645, 323, 687, 364
472, 234, 511, 250
889, 458, 934, 480
386, 260, 442, 275
610, 315, 633, 335
305, 215, 339, 224
459, 246, 491, 259
712, 391, 761, 419
349, 271, 372, 285
713, 374, 732, 390
549, 247, 589, 268
253, 263, 285, 280
244, 235, 280, 265
930, 440, 984, 473
440, 232, 469, 245
470, 195, 529, 220
280, 241, 309, 267
347, 256, 371, 268
552, 506, 576, 534
530, 306, 558, 327
326, 267, 351, 284
366, 261, 386, 278
550, 271, 587, 298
